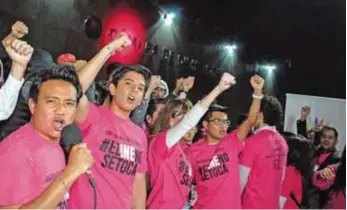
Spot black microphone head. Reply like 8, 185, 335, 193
60, 124, 82, 153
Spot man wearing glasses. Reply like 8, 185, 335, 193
188, 75, 265, 209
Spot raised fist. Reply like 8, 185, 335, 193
4, 39, 33, 67
250, 75, 264, 93
11, 21, 28, 39
106, 33, 132, 54
301, 106, 310, 118
217, 72, 236, 92
148, 75, 161, 90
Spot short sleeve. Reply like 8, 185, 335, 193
136, 133, 148, 173
78, 102, 101, 132
239, 135, 257, 168
150, 131, 171, 158
0, 147, 35, 206
226, 129, 244, 153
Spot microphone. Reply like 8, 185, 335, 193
61, 124, 96, 188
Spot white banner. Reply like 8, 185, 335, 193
284, 93, 346, 151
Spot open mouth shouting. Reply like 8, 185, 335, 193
127, 95, 136, 104
53, 118, 66, 132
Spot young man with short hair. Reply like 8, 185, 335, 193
69, 34, 150, 209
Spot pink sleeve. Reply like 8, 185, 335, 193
136, 134, 148, 173
78, 102, 101, 133
228, 130, 244, 153
313, 165, 336, 190
281, 167, 296, 198
239, 135, 257, 168
0, 147, 36, 205
151, 131, 171, 158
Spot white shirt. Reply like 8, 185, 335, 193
0, 74, 24, 121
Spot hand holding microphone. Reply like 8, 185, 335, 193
66, 143, 94, 178
61, 124, 95, 188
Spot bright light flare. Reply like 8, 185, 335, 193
164, 13, 175, 26
263, 65, 276, 74
224, 44, 237, 55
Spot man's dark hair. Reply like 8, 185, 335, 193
110, 64, 151, 91
106, 62, 122, 79
260, 95, 283, 126
203, 104, 228, 121
147, 98, 167, 118
29, 65, 83, 103
322, 125, 339, 138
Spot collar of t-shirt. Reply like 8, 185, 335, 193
253, 125, 276, 134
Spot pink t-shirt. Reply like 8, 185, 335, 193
240, 129, 288, 209
69, 103, 147, 209
281, 166, 302, 209
189, 130, 243, 209
0, 124, 68, 209
147, 131, 193, 209
324, 191, 346, 209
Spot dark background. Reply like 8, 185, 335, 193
0, 0, 345, 128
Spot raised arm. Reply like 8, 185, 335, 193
0, 38, 33, 121
166, 73, 236, 148
131, 75, 161, 126
237, 75, 264, 141
74, 34, 131, 124
1, 21, 28, 60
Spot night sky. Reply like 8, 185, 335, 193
158, 0, 346, 99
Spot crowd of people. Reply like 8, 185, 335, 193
0, 20, 345, 209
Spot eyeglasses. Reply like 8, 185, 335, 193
208, 118, 230, 126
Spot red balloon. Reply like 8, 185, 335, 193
100, 7, 147, 65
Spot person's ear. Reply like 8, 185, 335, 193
109, 83, 117, 96
28, 98, 36, 115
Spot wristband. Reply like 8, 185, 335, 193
252, 93, 264, 99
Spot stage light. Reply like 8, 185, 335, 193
263, 65, 276, 75
164, 13, 175, 26
224, 44, 237, 55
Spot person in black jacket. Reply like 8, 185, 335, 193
313, 126, 341, 208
